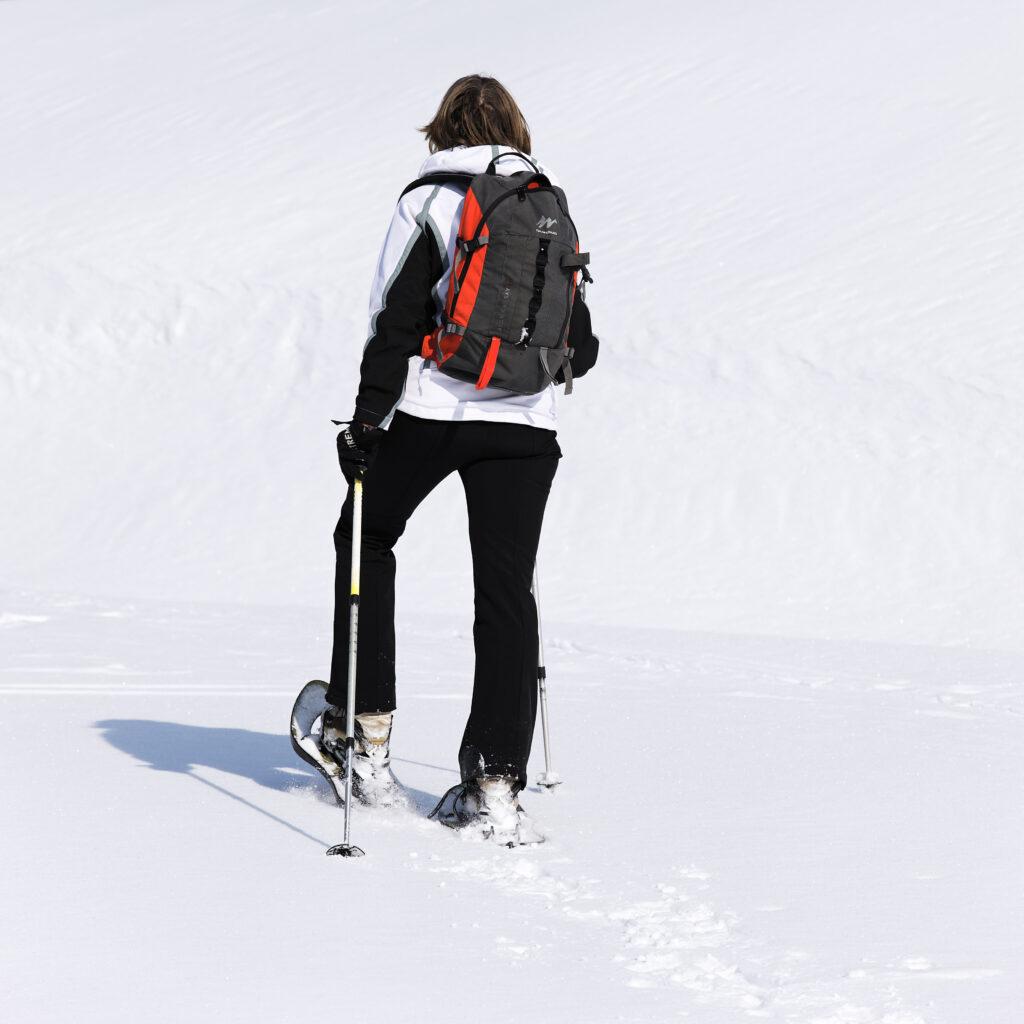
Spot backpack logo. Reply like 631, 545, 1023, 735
536, 216, 558, 234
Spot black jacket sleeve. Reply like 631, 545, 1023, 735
353, 218, 443, 427
558, 296, 599, 382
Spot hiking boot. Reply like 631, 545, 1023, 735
321, 708, 405, 808
429, 775, 544, 846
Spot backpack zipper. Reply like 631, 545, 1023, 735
469, 184, 561, 245
452, 187, 532, 294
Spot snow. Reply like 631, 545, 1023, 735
3, 596, 1021, 1021
1, 1, 1022, 1021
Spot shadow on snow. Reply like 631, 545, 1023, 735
96, 718, 305, 790
94, 719, 441, 845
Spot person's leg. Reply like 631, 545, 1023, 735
456, 425, 561, 790
327, 412, 458, 713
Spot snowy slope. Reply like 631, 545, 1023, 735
2, 1, 1023, 1022
2, 0, 1022, 647
3, 595, 1022, 1024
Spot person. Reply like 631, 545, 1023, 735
318, 75, 598, 845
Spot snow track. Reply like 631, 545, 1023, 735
2, 594, 1020, 1022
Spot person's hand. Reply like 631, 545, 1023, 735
336, 422, 384, 483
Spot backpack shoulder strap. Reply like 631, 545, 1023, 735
400, 172, 474, 200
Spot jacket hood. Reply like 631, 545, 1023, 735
418, 145, 559, 186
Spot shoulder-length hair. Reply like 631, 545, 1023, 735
420, 75, 531, 154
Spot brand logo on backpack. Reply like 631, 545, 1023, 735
536, 216, 558, 235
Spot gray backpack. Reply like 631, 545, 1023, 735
401, 151, 592, 395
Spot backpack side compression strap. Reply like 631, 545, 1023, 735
399, 172, 474, 200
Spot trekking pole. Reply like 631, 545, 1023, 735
327, 475, 366, 857
533, 565, 561, 789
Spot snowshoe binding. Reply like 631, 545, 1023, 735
289, 679, 405, 808
429, 775, 545, 847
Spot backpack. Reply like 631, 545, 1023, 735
401, 151, 592, 396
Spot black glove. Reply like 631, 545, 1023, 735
336, 421, 384, 483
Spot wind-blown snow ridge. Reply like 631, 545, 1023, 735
2, 0, 1023, 650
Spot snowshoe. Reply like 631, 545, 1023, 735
289, 679, 405, 808
429, 776, 545, 847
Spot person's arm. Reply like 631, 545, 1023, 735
352, 196, 444, 426
557, 296, 599, 382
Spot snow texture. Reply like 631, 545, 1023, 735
1, 1, 1021, 1022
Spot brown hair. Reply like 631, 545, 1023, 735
420, 75, 531, 154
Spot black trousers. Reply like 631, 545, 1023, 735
326, 411, 560, 788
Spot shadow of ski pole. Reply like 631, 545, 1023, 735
392, 756, 460, 776
188, 770, 331, 849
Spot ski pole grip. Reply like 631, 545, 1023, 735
350, 478, 362, 598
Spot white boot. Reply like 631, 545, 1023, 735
321, 709, 405, 808
429, 775, 544, 846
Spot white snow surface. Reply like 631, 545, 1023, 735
1, 1, 1022, 1022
